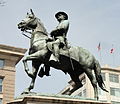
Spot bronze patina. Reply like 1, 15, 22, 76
18, 9, 108, 100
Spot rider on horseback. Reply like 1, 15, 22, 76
38, 11, 69, 77
49, 11, 69, 62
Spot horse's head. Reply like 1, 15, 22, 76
18, 9, 38, 31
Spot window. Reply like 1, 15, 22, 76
0, 78, 3, 92
78, 92, 82, 96
0, 98, 2, 104
83, 89, 86, 97
109, 74, 119, 83
0, 59, 4, 68
110, 87, 120, 97
101, 73, 105, 81
98, 87, 105, 95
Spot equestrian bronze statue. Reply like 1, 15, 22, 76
17, 9, 108, 100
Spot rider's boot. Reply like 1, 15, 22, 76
53, 43, 60, 62
38, 66, 45, 78
44, 65, 51, 76
49, 43, 60, 62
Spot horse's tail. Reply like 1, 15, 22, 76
94, 60, 108, 92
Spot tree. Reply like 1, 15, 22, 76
0, 0, 6, 6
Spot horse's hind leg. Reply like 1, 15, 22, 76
67, 71, 83, 95
85, 68, 98, 100
23, 60, 41, 93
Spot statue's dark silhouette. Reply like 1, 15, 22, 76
18, 9, 108, 100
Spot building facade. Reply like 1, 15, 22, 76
0, 44, 26, 104
59, 65, 120, 104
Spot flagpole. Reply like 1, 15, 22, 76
112, 52, 115, 66
97, 42, 102, 65
99, 50, 102, 64
110, 44, 115, 66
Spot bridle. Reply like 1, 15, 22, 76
21, 16, 47, 39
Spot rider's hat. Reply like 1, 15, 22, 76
55, 11, 68, 20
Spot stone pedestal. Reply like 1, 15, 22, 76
7, 95, 111, 104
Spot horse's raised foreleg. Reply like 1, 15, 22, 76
23, 57, 33, 78
23, 60, 41, 93
85, 68, 98, 100
22, 50, 46, 78
21, 50, 47, 94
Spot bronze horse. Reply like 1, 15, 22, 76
18, 9, 108, 99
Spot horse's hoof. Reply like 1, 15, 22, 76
97, 97, 99, 100
21, 91, 29, 95
21, 89, 30, 95
94, 96, 99, 101
66, 91, 72, 95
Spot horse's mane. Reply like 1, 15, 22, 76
36, 17, 48, 35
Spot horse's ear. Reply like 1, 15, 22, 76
30, 9, 35, 16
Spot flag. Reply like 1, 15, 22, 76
110, 44, 114, 54
97, 43, 101, 51
110, 48, 114, 53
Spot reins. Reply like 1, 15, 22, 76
22, 31, 31, 39
21, 30, 47, 39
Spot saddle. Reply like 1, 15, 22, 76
46, 39, 80, 63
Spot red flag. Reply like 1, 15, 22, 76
110, 48, 114, 53
97, 43, 101, 51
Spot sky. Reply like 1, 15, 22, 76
0, 0, 120, 97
